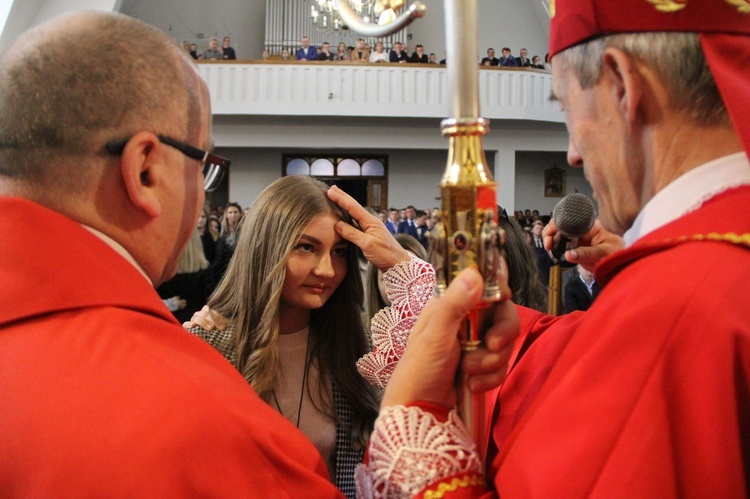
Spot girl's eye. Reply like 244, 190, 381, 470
333, 247, 348, 257
296, 243, 314, 252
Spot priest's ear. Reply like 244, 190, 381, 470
110, 131, 169, 219
600, 47, 644, 127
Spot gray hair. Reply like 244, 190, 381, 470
559, 32, 730, 127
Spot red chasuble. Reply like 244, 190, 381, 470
0, 198, 342, 497
487, 186, 750, 497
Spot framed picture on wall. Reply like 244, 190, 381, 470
544, 166, 566, 197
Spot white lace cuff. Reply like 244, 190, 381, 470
355, 405, 484, 498
357, 255, 436, 388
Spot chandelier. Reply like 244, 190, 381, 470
310, 0, 406, 32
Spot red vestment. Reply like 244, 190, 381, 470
487, 186, 750, 497
0, 198, 342, 497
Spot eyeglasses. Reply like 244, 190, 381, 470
105, 135, 230, 192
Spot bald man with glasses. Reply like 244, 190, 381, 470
0, 11, 341, 497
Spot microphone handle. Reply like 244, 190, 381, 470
551, 235, 578, 261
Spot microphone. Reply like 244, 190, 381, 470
551, 193, 596, 260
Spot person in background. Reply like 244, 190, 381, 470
281, 48, 291, 60
409, 44, 428, 63
350, 38, 370, 62
369, 41, 389, 63
221, 36, 236, 60
261, 48, 270, 60
530, 219, 553, 288
498, 46, 518, 66
196, 208, 217, 263
208, 214, 221, 238
377, 210, 388, 226
157, 230, 212, 323
481, 47, 499, 66
318, 41, 334, 61
189, 42, 201, 60
210, 202, 242, 289
334, 41, 349, 61
515, 47, 531, 67
389, 41, 408, 63
563, 263, 600, 313
385, 207, 399, 234
498, 214, 547, 312
531, 55, 545, 69
296, 35, 318, 61
203, 37, 222, 60
544, 52, 552, 70
0, 11, 339, 496
413, 209, 429, 249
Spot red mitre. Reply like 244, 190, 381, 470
549, 0, 750, 157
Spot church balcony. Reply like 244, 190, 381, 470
198, 61, 562, 123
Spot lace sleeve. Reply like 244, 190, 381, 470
355, 405, 485, 498
357, 255, 435, 388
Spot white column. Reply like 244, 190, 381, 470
493, 148, 516, 213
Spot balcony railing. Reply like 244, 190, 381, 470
198, 61, 562, 123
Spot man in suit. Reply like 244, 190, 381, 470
414, 210, 430, 249
564, 264, 600, 312
295, 35, 318, 61
385, 207, 399, 234
531, 219, 553, 287
0, 11, 340, 496
397, 205, 419, 238
481, 47, 499, 66
389, 42, 409, 63
515, 47, 532, 67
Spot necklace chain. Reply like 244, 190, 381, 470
271, 332, 311, 429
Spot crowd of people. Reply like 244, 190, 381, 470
3, 3, 749, 498
480, 46, 550, 69
183, 33, 546, 69
182, 35, 237, 60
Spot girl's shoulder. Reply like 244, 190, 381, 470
188, 324, 237, 364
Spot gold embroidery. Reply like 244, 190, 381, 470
423, 473, 484, 499
666, 232, 750, 247
549, 0, 555, 18
647, 0, 689, 12
724, 0, 750, 13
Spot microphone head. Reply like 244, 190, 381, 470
553, 193, 596, 237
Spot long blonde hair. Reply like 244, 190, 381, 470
177, 230, 209, 274
209, 175, 378, 446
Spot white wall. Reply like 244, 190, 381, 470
514, 151, 594, 215
213, 144, 597, 217
120, 0, 265, 59
215, 147, 453, 211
